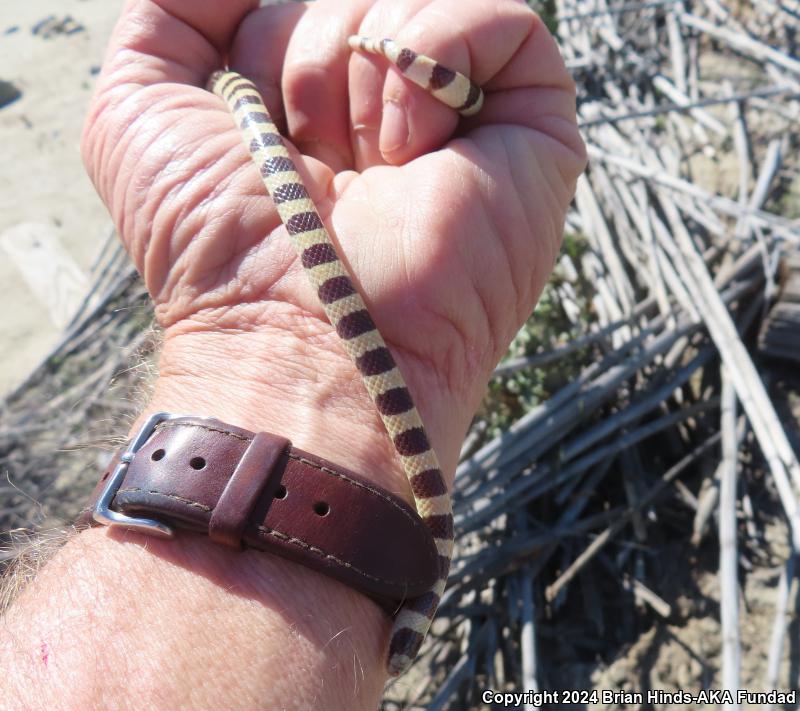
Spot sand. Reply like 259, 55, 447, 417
0, 1, 124, 395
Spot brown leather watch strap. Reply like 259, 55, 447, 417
78, 416, 439, 612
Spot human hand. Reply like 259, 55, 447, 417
0, 3, 586, 708
80, 0, 586, 499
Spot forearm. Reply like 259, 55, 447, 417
0, 331, 447, 710
1, 522, 388, 709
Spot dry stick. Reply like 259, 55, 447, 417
712, 241, 767, 288
585, 260, 625, 335
587, 145, 800, 241
545, 432, 722, 602
578, 85, 800, 127
520, 566, 540, 710
622, 450, 648, 542
35, 364, 114, 419
491, 311, 656, 378
764, 60, 800, 105
436, 5, 796, 702
675, 195, 728, 240
673, 478, 699, 510
680, 13, 800, 76
655, 132, 684, 180
479, 621, 498, 691
509, 511, 541, 708
764, 555, 795, 706
650, 213, 703, 321
456, 320, 676, 487
555, 281, 584, 325
558, 0, 590, 61
596, 166, 664, 291
527, 460, 616, 582
576, 176, 635, 312
86, 224, 119, 276
692, 470, 721, 546
659, 200, 800, 549
459, 262, 759, 495
746, 140, 785, 308
718, 370, 741, 708
688, 31, 699, 101
455, 328, 708, 523
666, 7, 687, 94
582, 270, 609, 329
740, 487, 758, 542
601, 78, 625, 111
458, 420, 487, 461
51, 270, 144, 363
692, 416, 747, 545
701, 0, 734, 22
446, 508, 620, 592
546, 392, 719, 498
750, 94, 800, 125
588, 164, 642, 270
426, 622, 489, 711
548, 292, 760, 524
748, 139, 784, 213
593, 0, 625, 51
629, 182, 673, 319
430, 5, 793, 693
623, 576, 672, 618
64, 226, 121, 333
558, 0, 682, 21
730, 92, 752, 241
652, 74, 727, 135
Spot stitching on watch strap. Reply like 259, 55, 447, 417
257, 525, 427, 587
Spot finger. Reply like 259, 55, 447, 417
350, 0, 535, 166
347, 0, 431, 170
99, 0, 258, 87
83, 0, 258, 209
480, 10, 575, 94
279, 0, 375, 173
460, 12, 586, 183
227, 2, 309, 136
468, 88, 586, 187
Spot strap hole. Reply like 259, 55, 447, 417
274, 485, 287, 500
313, 501, 330, 517
189, 456, 206, 470
151, 449, 165, 461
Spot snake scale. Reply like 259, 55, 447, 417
208, 36, 483, 676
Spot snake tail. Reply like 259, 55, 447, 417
348, 35, 484, 116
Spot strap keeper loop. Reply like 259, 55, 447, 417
208, 432, 290, 548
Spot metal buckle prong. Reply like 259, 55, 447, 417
93, 411, 187, 539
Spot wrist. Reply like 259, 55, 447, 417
147, 323, 414, 504
19, 324, 419, 709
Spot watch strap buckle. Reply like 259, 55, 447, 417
92, 411, 188, 539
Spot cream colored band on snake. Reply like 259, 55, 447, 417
208, 36, 483, 677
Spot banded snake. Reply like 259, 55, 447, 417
208, 36, 483, 677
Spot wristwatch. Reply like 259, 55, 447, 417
78, 412, 439, 612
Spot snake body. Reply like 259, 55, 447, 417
209, 37, 483, 676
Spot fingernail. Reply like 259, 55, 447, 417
379, 101, 409, 156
